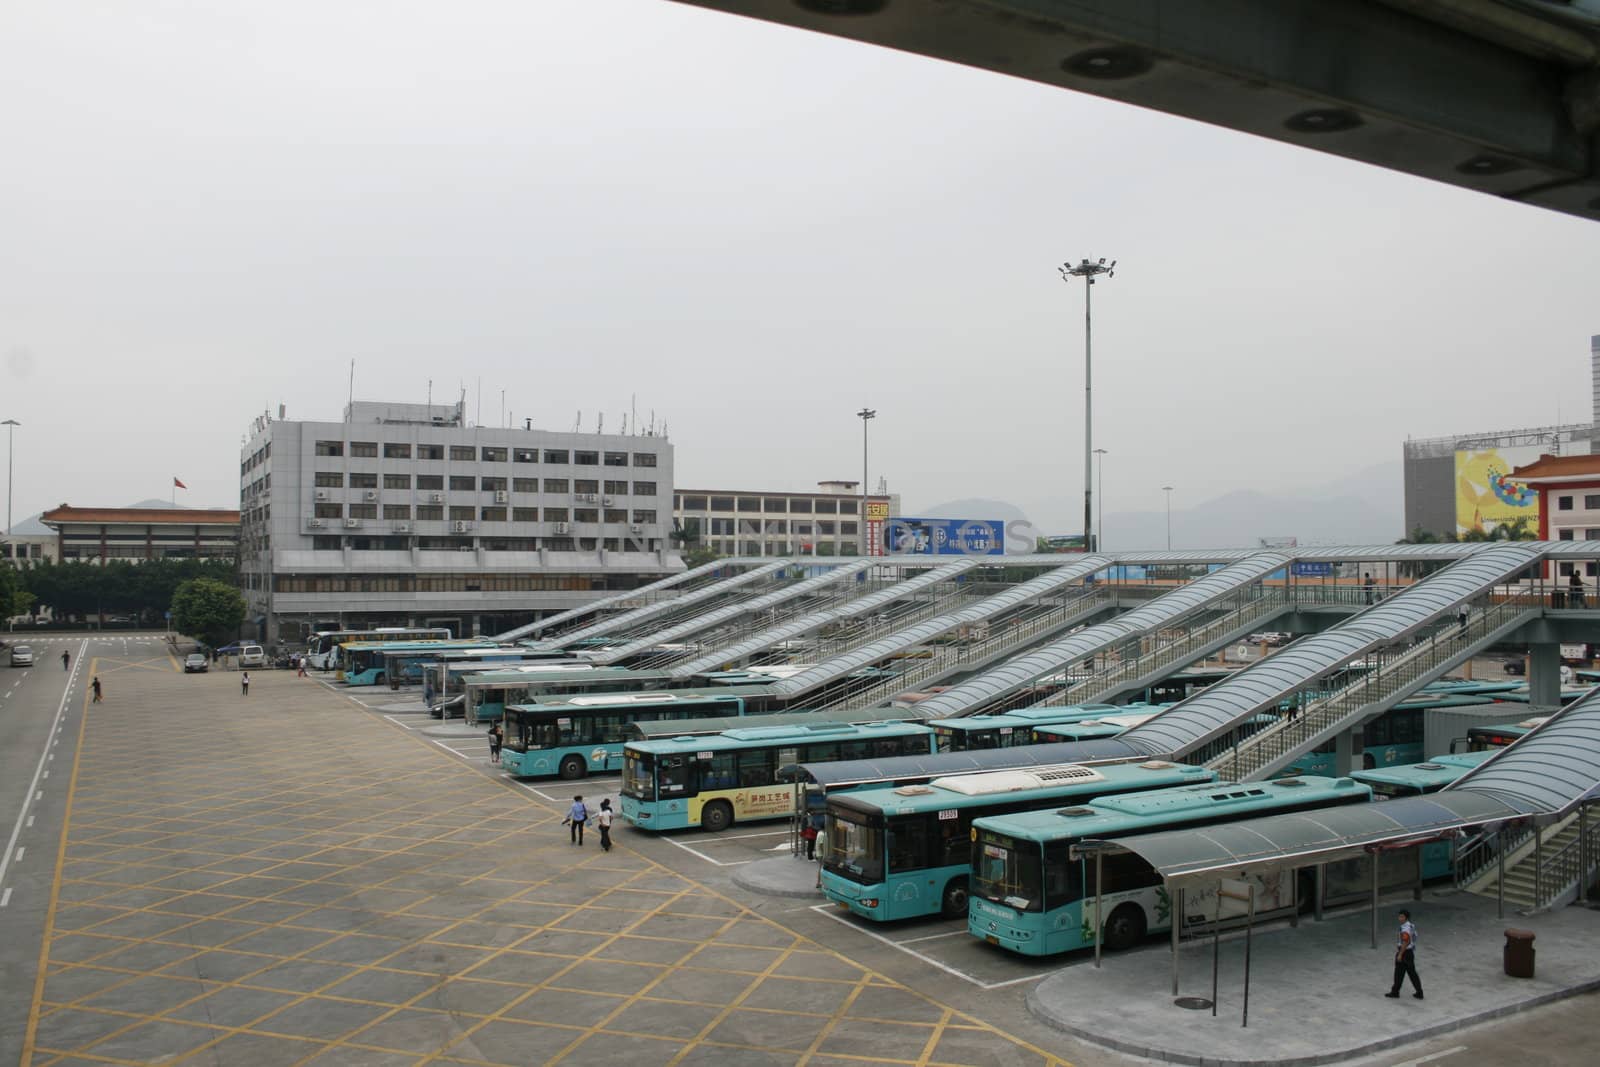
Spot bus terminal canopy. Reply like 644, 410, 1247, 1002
798, 739, 1144, 791
1089, 790, 1523, 886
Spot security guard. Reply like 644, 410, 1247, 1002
1385, 908, 1423, 999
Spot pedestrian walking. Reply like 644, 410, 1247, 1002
565, 795, 589, 845
296, 655, 308, 678
488, 723, 503, 763
597, 798, 614, 852
1569, 571, 1586, 610
1456, 603, 1469, 638
1385, 909, 1423, 999
1363, 572, 1375, 605
241, 671, 250, 697
61, 650, 71, 671
801, 815, 818, 860
91, 676, 102, 703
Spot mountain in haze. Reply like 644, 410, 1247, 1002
915, 462, 1404, 551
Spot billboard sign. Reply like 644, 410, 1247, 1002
1039, 534, 1088, 553
1293, 562, 1333, 577
884, 517, 1004, 556
1455, 446, 1542, 536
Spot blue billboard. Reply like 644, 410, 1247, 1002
884, 517, 1004, 556
1293, 562, 1334, 577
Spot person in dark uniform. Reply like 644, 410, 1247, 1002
1385, 909, 1423, 999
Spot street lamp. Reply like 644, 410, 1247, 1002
1162, 486, 1174, 551
857, 407, 876, 557
1059, 257, 1116, 553
1093, 448, 1108, 552
2, 419, 18, 537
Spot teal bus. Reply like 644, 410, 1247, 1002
499, 688, 767, 779
969, 775, 1371, 956
1465, 715, 1551, 751
1281, 692, 1505, 775
417, 648, 571, 697
306, 626, 452, 671
928, 705, 1155, 753
1349, 752, 1496, 797
621, 721, 937, 833
1030, 711, 1162, 743
627, 707, 906, 742
336, 639, 496, 686
463, 667, 684, 724
821, 760, 1215, 921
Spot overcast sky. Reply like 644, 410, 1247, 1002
3, 1, 1597, 535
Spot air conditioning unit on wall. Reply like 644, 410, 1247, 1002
364, 490, 379, 500
344, 518, 361, 528
308, 518, 325, 528
553, 522, 571, 535
314, 489, 328, 501
494, 490, 508, 503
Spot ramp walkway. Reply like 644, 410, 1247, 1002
1125, 544, 1545, 775
666, 559, 980, 677
909, 553, 1295, 719
528, 559, 798, 649
579, 558, 878, 667
770, 556, 1115, 707
491, 556, 734, 641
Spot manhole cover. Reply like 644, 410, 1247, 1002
1174, 996, 1213, 1010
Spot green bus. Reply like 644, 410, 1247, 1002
969, 775, 1371, 956
1029, 710, 1162, 743
337, 639, 497, 686
927, 704, 1157, 753
499, 688, 765, 779
821, 760, 1215, 922
1348, 752, 1497, 797
621, 721, 936, 833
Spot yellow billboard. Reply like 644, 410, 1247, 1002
865, 501, 891, 521
1454, 447, 1540, 536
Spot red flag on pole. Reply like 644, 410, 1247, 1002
173, 477, 187, 489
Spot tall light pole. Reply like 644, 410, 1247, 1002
1162, 485, 1174, 551
2, 419, 18, 536
1059, 258, 1115, 552
857, 407, 876, 556
1093, 448, 1108, 552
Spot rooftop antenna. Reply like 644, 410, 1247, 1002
597, 413, 604, 434
347, 359, 355, 421
476, 377, 482, 428
500, 389, 505, 428
427, 378, 432, 410
621, 413, 628, 436
574, 410, 582, 433
632, 394, 638, 436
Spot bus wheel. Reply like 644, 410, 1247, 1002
558, 755, 586, 780
1103, 904, 1147, 951
940, 879, 970, 919
702, 800, 734, 833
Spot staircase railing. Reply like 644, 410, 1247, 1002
1533, 816, 1600, 907
1204, 591, 1542, 780
1454, 825, 1534, 891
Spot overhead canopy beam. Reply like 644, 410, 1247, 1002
676, 0, 1600, 222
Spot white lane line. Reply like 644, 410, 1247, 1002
13, 848, 21, 862
26, 817, 33, 828
660, 834, 751, 868
0, 888, 11, 907
808, 904, 1052, 990
1390, 1047, 1468, 1067
897, 929, 972, 944
41, 771, 48, 780
382, 715, 423, 730
0, 637, 87, 891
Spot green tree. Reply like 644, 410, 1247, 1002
170, 577, 246, 645
1, 564, 34, 619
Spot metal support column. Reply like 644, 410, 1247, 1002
1171, 886, 1183, 995
1497, 829, 1506, 919
1314, 864, 1325, 922
1370, 853, 1379, 949
1093, 851, 1104, 969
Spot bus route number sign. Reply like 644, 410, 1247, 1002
938, 809, 959, 821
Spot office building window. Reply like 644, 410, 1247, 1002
574, 450, 599, 465
840, 500, 858, 514
1559, 529, 1575, 540
479, 446, 505, 462
574, 508, 599, 523
543, 449, 569, 464
449, 475, 476, 491
1558, 496, 1574, 511
633, 481, 656, 496
312, 535, 342, 550
543, 478, 569, 494
418, 444, 444, 460
1587, 494, 1600, 509
574, 479, 599, 494
633, 453, 657, 467
449, 506, 474, 522
513, 478, 538, 493
480, 506, 507, 522
710, 496, 734, 511
737, 497, 760, 511
481, 476, 508, 492
450, 445, 476, 461
604, 509, 628, 523
351, 441, 378, 458
417, 474, 443, 491
514, 448, 538, 463
682, 495, 706, 509
350, 472, 378, 489
815, 499, 837, 514
314, 472, 343, 488
383, 443, 411, 459
604, 451, 628, 467
764, 498, 787, 512
416, 505, 443, 521
544, 507, 569, 522
384, 474, 411, 489
348, 503, 378, 519
604, 480, 629, 495
790, 498, 812, 513
383, 504, 411, 520
315, 440, 344, 457
630, 510, 656, 525
513, 507, 539, 522
314, 502, 343, 518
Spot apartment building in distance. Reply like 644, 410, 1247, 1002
672, 481, 899, 557
239, 399, 680, 644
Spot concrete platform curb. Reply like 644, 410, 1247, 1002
732, 856, 827, 900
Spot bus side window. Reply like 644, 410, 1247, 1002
887, 817, 929, 874
702, 753, 737, 790
737, 749, 776, 788
900, 733, 932, 756
1092, 851, 1161, 894
1042, 843, 1079, 907
939, 817, 967, 866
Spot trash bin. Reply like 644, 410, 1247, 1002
1504, 928, 1536, 978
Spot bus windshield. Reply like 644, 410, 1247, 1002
973, 830, 1044, 912
622, 750, 653, 799
824, 808, 884, 885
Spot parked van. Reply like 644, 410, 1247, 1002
237, 644, 267, 668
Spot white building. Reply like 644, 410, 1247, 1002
672, 481, 900, 557
240, 400, 680, 644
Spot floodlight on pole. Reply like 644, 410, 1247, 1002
1162, 485, 1175, 551
1059, 257, 1116, 552
857, 407, 876, 556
